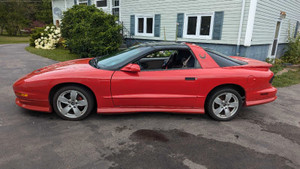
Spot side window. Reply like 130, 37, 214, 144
146, 50, 176, 58
135, 49, 199, 71
135, 15, 154, 36
96, 0, 107, 7
207, 51, 240, 67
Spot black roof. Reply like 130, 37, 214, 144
137, 42, 188, 50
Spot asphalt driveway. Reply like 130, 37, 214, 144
0, 44, 299, 169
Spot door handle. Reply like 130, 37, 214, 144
185, 77, 197, 81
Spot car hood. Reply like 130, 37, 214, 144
15, 58, 101, 83
33, 58, 94, 74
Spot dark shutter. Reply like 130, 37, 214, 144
74, 0, 77, 5
212, 11, 224, 40
154, 14, 161, 37
130, 15, 135, 36
295, 21, 299, 38
177, 13, 184, 38
87, 0, 91, 6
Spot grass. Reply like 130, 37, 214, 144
272, 68, 300, 87
0, 35, 30, 44
270, 64, 285, 75
25, 46, 80, 62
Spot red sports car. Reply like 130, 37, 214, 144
13, 42, 277, 121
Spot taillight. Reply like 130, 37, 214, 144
269, 75, 274, 84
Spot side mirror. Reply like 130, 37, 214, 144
121, 63, 141, 73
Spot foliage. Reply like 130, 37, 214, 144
0, 1, 30, 35
281, 26, 300, 64
0, 0, 52, 36
25, 46, 79, 62
35, 0, 53, 24
272, 68, 300, 87
266, 58, 285, 74
61, 5, 123, 58
29, 27, 45, 46
34, 26, 61, 49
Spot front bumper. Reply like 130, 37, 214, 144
245, 86, 277, 106
15, 97, 52, 112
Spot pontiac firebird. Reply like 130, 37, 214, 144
13, 42, 277, 121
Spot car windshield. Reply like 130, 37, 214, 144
91, 46, 151, 70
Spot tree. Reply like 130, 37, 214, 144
0, 0, 52, 36
61, 5, 123, 58
2, 0, 30, 35
35, 0, 53, 24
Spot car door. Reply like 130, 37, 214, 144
111, 69, 201, 108
110, 49, 202, 108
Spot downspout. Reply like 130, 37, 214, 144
64, 0, 67, 10
236, 0, 246, 56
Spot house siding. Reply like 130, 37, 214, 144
51, 0, 299, 60
52, 0, 112, 25
252, 0, 300, 45
121, 0, 251, 45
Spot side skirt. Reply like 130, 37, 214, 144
97, 107, 205, 114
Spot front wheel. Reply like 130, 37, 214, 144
206, 88, 242, 121
53, 85, 94, 120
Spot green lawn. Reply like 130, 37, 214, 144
0, 35, 30, 44
25, 46, 80, 62
270, 64, 285, 75
272, 68, 300, 87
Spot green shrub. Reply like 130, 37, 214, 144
281, 30, 300, 64
266, 58, 285, 74
61, 5, 122, 58
29, 27, 44, 46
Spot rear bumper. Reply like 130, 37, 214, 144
16, 98, 52, 112
245, 86, 277, 106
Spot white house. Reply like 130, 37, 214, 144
52, 0, 300, 60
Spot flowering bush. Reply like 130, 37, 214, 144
29, 25, 61, 50
33, 26, 61, 49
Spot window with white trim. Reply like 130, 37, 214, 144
112, 0, 120, 19
135, 15, 154, 36
184, 13, 214, 39
78, 0, 88, 5
96, 0, 107, 7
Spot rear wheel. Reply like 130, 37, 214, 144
53, 85, 94, 120
206, 88, 242, 121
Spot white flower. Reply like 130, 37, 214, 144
41, 33, 44, 36
51, 26, 55, 29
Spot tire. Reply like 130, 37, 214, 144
52, 85, 94, 120
206, 88, 242, 121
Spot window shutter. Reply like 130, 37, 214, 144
88, 0, 91, 5
212, 11, 224, 40
74, 0, 77, 5
177, 13, 184, 38
154, 14, 161, 37
130, 15, 135, 36
295, 21, 299, 38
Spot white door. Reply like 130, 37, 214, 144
270, 21, 281, 58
